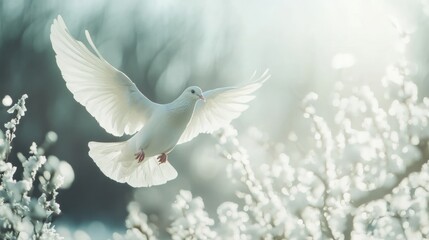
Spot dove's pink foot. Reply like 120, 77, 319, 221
157, 153, 167, 164
134, 149, 145, 163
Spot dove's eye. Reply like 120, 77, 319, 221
191, 89, 195, 94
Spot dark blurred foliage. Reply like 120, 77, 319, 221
2, 0, 429, 237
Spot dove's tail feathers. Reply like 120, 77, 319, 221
88, 141, 178, 187
124, 157, 178, 188
88, 141, 128, 182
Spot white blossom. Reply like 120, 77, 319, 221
0, 94, 73, 240
113, 201, 157, 240
168, 190, 217, 240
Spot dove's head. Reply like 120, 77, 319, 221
184, 86, 205, 102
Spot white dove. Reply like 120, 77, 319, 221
50, 15, 269, 187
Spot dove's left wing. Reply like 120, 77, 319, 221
177, 70, 270, 144
50, 15, 157, 137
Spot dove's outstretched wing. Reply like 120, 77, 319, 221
50, 15, 157, 137
178, 70, 270, 144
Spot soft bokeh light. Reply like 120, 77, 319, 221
2, 95, 12, 107
332, 53, 356, 70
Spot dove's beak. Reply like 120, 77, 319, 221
198, 94, 206, 102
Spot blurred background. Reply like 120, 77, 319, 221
1, 0, 429, 238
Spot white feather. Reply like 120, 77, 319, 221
178, 70, 270, 144
50, 15, 157, 137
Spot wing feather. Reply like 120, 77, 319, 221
178, 70, 270, 144
50, 15, 156, 136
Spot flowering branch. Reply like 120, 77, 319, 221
3, 94, 28, 161
0, 94, 74, 240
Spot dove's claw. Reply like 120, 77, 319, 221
157, 153, 167, 164
135, 150, 145, 163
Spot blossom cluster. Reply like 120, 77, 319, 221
113, 201, 157, 240
0, 95, 74, 240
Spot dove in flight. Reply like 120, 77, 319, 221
50, 15, 269, 187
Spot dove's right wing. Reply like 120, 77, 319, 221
50, 15, 157, 137
177, 70, 270, 144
